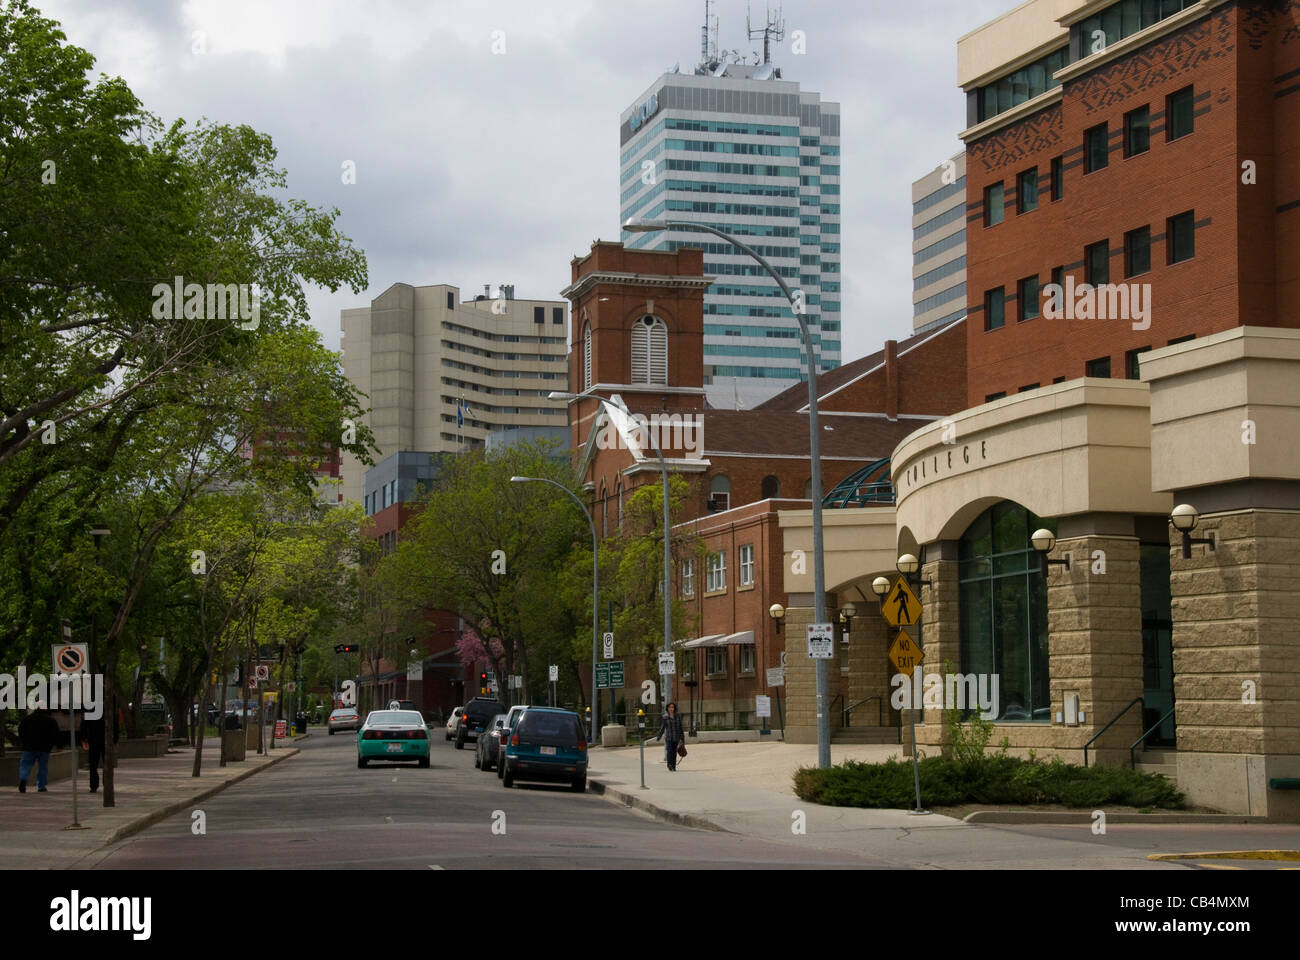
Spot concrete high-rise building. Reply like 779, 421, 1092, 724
618, 13, 841, 409
911, 151, 967, 334
338, 283, 570, 505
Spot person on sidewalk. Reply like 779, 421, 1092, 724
654, 702, 685, 772
17, 701, 61, 793
77, 710, 117, 793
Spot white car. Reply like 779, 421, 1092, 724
444, 707, 464, 741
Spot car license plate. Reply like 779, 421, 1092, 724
540, 746, 556, 756
386, 743, 402, 752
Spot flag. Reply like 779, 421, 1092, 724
456, 401, 463, 429
463, 400, 474, 419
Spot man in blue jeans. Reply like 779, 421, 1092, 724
17, 701, 61, 793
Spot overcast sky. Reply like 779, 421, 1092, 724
39, 0, 1012, 363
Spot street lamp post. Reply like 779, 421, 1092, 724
623, 217, 831, 768
549, 389, 675, 708
510, 476, 600, 743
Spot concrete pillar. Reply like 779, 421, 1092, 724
915, 544, 959, 749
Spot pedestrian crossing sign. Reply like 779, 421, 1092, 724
882, 577, 921, 628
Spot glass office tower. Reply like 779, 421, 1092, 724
619, 63, 841, 408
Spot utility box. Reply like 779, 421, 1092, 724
601, 724, 627, 747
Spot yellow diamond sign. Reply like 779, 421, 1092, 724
888, 631, 924, 677
881, 577, 921, 628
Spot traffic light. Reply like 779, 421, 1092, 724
479, 672, 487, 695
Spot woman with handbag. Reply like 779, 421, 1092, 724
655, 701, 685, 771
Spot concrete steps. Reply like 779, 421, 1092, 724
1134, 748, 1178, 782
832, 727, 900, 745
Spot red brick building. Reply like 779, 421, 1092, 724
962, 0, 1300, 405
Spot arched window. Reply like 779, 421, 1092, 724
599, 482, 608, 538
761, 475, 781, 499
709, 474, 730, 512
803, 478, 812, 499
582, 323, 592, 390
631, 316, 668, 385
616, 481, 624, 529
958, 502, 1054, 722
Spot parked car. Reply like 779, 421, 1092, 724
327, 707, 363, 735
500, 707, 587, 792
357, 709, 429, 768
497, 704, 530, 779
455, 696, 504, 750
444, 707, 464, 741
475, 714, 509, 771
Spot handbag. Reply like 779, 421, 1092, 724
676, 741, 687, 759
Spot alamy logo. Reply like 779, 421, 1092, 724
0, 668, 103, 718
151, 276, 260, 329
1042, 276, 1151, 330
50, 891, 151, 940
593, 412, 703, 459
890, 671, 1000, 719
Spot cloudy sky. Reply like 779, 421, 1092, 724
38, 0, 1011, 363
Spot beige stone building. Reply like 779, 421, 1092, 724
339, 283, 570, 504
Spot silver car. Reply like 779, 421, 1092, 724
327, 707, 363, 735
444, 706, 464, 741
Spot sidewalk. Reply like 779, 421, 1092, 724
0, 738, 298, 870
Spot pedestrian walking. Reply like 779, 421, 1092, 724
77, 710, 116, 793
17, 701, 61, 793
654, 701, 686, 772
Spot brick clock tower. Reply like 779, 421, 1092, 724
560, 241, 712, 451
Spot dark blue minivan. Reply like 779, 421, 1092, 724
500, 707, 587, 792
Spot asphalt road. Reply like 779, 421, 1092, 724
84, 729, 889, 870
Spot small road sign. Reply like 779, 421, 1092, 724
755, 695, 772, 718
657, 651, 676, 675
766, 666, 785, 687
889, 630, 924, 676
595, 661, 625, 689
248, 678, 258, 690
407, 661, 422, 681
602, 632, 614, 660
780, 651, 788, 668
286, 681, 297, 693
255, 664, 270, 681
882, 578, 921, 628
548, 664, 558, 682
51, 643, 88, 675
806, 623, 834, 659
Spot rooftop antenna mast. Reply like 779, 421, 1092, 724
698, 0, 720, 72
747, 3, 785, 64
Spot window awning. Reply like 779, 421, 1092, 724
678, 634, 726, 649
715, 630, 755, 646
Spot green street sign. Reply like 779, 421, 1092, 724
595, 661, 625, 689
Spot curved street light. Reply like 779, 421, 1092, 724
511, 475, 600, 743
623, 216, 832, 768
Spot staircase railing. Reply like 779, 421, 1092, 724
1082, 697, 1143, 767
1130, 706, 1176, 770
843, 695, 882, 729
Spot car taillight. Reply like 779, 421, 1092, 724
362, 730, 377, 740
510, 734, 519, 746
461, 714, 469, 724
577, 741, 587, 752
412, 729, 426, 739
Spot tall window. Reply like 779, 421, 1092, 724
552, 307, 564, 325
681, 558, 695, 597
1126, 226, 1151, 277
631, 316, 668, 384
582, 324, 592, 389
706, 646, 727, 676
1050, 156, 1063, 201
1126, 346, 1151, 380
600, 484, 608, 537
739, 544, 755, 586
984, 182, 1005, 226
1167, 86, 1194, 141
958, 502, 1052, 721
1167, 211, 1195, 264
1018, 276, 1040, 322
616, 482, 623, 530
1085, 123, 1109, 173
1086, 240, 1110, 285
761, 475, 780, 499
533, 306, 544, 324
739, 644, 755, 674
706, 551, 727, 592
985, 286, 1006, 331
709, 475, 730, 512
1017, 169, 1038, 214
1125, 105, 1150, 157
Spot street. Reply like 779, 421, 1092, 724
82, 732, 886, 870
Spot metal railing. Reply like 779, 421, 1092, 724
1082, 697, 1143, 767
843, 695, 883, 729
1130, 706, 1176, 770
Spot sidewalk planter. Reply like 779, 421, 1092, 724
0, 748, 115, 786
116, 735, 168, 759
222, 730, 246, 762
601, 724, 627, 747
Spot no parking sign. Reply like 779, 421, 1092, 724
51, 643, 89, 675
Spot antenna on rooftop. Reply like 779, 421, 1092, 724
697, 0, 721, 74
747, 3, 785, 65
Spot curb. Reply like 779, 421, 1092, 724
963, 811, 1269, 825
292, 732, 311, 742
1148, 849, 1300, 861
588, 778, 732, 834
99, 747, 300, 848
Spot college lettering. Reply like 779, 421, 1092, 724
904, 442, 988, 489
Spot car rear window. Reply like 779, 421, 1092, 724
330, 709, 355, 718
518, 713, 582, 745
368, 711, 419, 725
